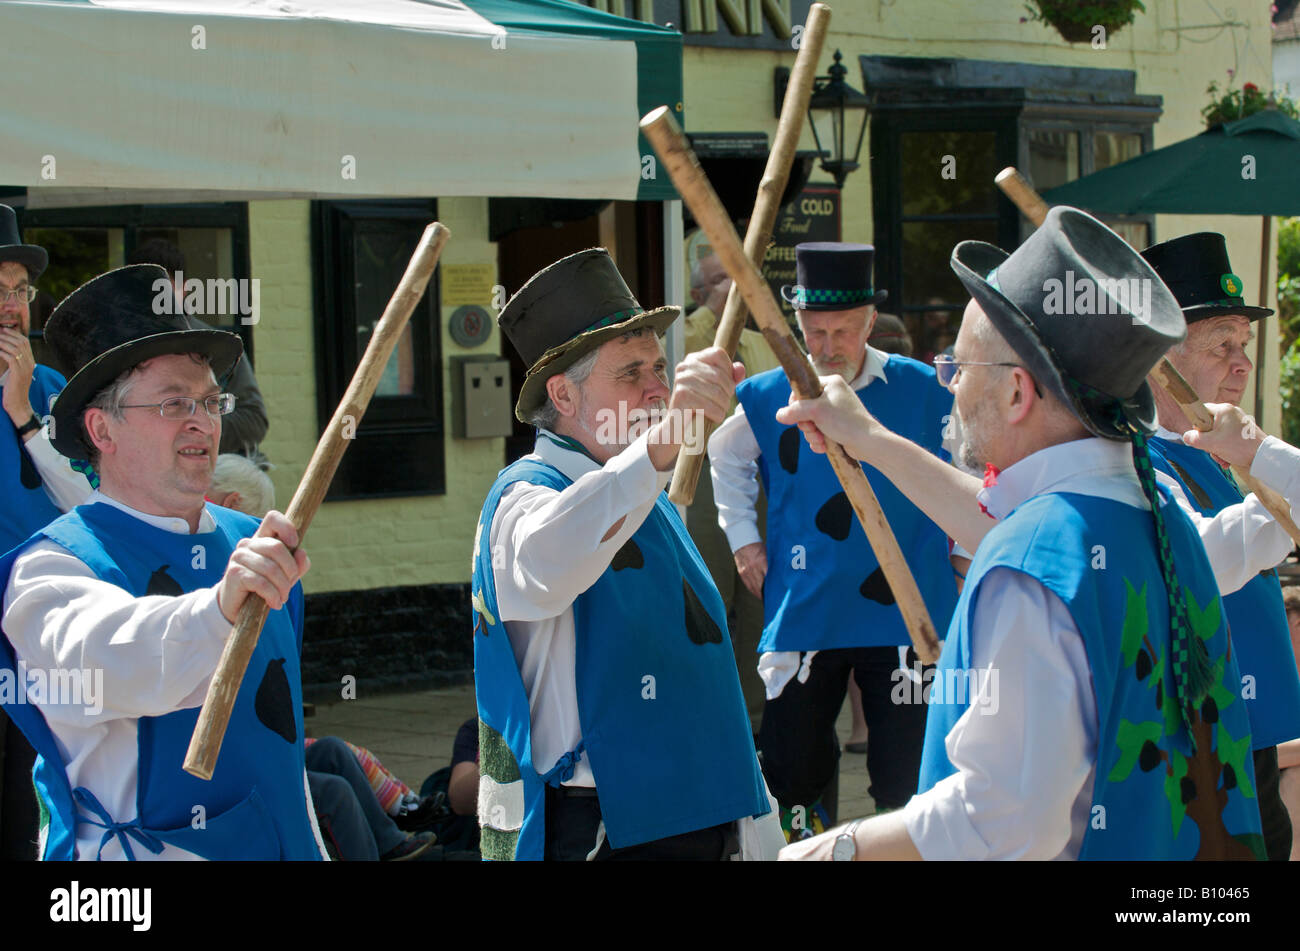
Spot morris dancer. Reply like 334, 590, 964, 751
472, 248, 778, 861
778, 209, 1263, 859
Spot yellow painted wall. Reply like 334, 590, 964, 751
682, 0, 1279, 427
248, 198, 503, 593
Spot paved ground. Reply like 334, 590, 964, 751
307, 683, 876, 823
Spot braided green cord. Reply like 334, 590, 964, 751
1068, 380, 1213, 746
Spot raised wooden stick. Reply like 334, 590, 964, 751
668, 1, 831, 505
644, 106, 941, 663
995, 166, 1300, 548
184, 222, 451, 780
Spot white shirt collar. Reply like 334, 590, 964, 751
1154, 423, 1187, 444
531, 430, 603, 483
975, 436, 1149, 521
89, 490, 218, 535
847, 345, 889, 390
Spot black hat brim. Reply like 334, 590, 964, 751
1182, 303, 1274, 323
52, 329, 243, 458
951, 241, 1156, 440
0, 245, 48, 282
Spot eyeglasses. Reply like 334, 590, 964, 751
932, 354, 1022, 387
0, 286, 37, 305
119, 393, 236, 419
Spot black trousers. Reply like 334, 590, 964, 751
758, 645, 929, 814
1254, 745, 1292, 861
0, 711, 39, 860
543, 787, 738, 861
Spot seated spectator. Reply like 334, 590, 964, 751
404, 717, 482, 859
307, 737, 436, 861
210, 453, 275, 517
127, 238, 269, 456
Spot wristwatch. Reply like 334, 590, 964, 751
832, 819, 862, 861
14, 413, 40, 437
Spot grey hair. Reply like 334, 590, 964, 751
212, 453, 276, 518
525, 328, 652, 430
81, 367, 140, 465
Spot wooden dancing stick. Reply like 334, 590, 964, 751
643, 106, 941, 664
184, 222, 452, 780
995, 166, 1300, 547
667, 1, 831, 505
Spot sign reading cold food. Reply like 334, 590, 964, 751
764, 186, 842, 320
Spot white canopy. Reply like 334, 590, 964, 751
4, 0, 644, 203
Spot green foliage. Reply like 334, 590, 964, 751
1109, 718, 1162, 783
1022, 0, 1145, 29
1118, 579, 1148, 667
1164, 749, 1188, 836
1202, 81, 1300, 128
1216, 725, 1255, 800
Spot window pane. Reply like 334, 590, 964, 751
1028, 129, 1079, 190
353, 230, 418, 397
900, 217, 999, 308
1094, 132, 1142, 171
1104, 219, 1150, 251
136, 227, 239, 330
900, 130, 1000, 217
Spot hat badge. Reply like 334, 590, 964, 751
1221, 273, 1242, 297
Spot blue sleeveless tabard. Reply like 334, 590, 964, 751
0, 365, 66, 554
1147, 436, 1300, 750
919, 488, 1264, 860
0, 502, 319, 860
472, 455, 769, 860
736, 354, 958, 651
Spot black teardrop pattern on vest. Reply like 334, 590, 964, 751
778, 427, 801, 474
683, 580, 723, 645
814, 491, 853, 541
17, 443, 41, 490
859, 567, 895, 605
610, 539, 644, 571
255, 657, 297, 744
145, 565, 184, 597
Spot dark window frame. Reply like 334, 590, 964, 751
17, 202, 254, 360
311, 199, 445, 501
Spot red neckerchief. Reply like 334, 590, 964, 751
977, 463, 1000, 519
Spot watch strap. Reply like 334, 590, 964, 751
14, 413, 41, 437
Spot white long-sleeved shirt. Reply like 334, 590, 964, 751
2, 368, 92, 512
1149, 427, 1300, 595
901, 436, 1146, 860
488, 430, 671, 787
1, 491, 324, 860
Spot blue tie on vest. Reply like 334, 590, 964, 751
471, 454, 769, 861
0, 502, 320, 860
0, 365, 65, 554
1147, 437, 1300, 750
918, 488, 1264, 859
736, 354, 958, 652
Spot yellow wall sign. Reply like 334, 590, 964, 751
442, 263, 496, 309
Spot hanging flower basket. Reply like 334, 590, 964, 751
1022, 0, 1146, 44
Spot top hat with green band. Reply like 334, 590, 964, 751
950, 206, 1185, 440
498, 248, 679, 424
779, 242, 887, 312
1140, 232, 1273, 323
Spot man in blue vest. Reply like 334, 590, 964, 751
776, 208, 1263, 859
0, 265, 323, 860
709, 242, 958, 838
1140, 232, 1300, 861
0, 205, 92, 859
472, 248, 776, 861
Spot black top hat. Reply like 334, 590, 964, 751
0, 205, 47, 281
1139, 232, 1273, 323
951, 206, 1186, 439
44, 264, 243, 459
780, 242, 887, 311
499, 248, 678, 423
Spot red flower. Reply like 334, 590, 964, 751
1244, 82, 1260, 93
